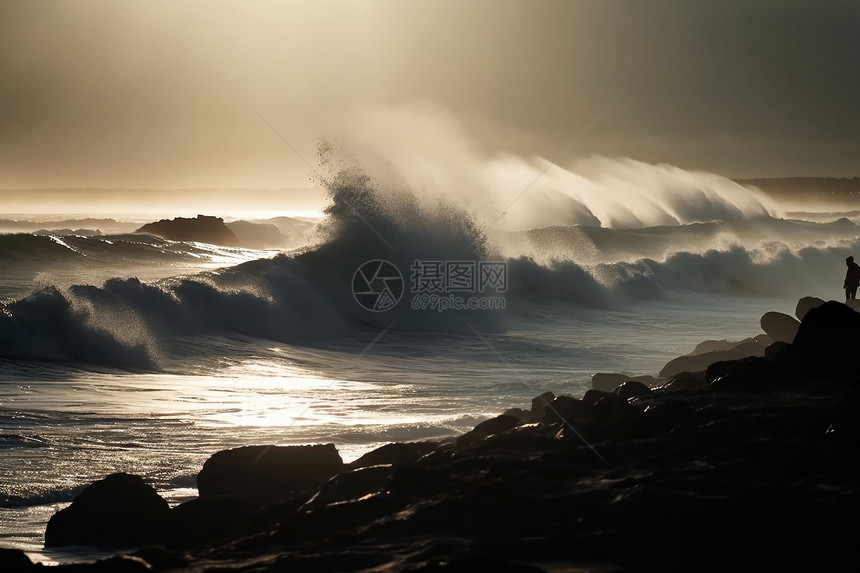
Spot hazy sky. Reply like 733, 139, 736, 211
2, 0, 858, 189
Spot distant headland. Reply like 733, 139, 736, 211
136, 215, 239, 246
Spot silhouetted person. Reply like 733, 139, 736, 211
845, 256, 860, 301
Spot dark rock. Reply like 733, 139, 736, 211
828, 390, 860, 443
306, 464, 394, 507
45, 473, 170, 547
778, 300, 860, 379
659, 342, 765, 378
636, 399, 696, 437
197, 444, 344, 500
541, 395, 591, 425
530, 391, 555, 419
764, 340, 790, 360
65, 555, 152, 572
687, 338, 739, 355
502, 407, 532, 422
582, 388, 611, 406
760, 311, 800, 343
793, 300, 860, 349
709, 373, 770, 394
592, 394, 642, 431
456, 415, 520, 448
612, 380, 651, 399
129, 547, 189, 570
575, 394, 644, 440
136, 215, 238, 246
657, 371, 707, 392
795, 296, 825, 321
169, 496, 259, 547
0, 548, 34, 573
410, 555, 546, 572
413, 441, 442, 456
349, 442, 421, 469
592, 373, 658, 392
706, 356, 773, 383
706, 356, 773, 393
592, 372, 629, 392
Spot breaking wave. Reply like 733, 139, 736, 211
0, 149, 855, 369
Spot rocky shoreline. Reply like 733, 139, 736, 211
4, 297, 860, 572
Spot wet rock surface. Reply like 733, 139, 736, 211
39, 299, 860, 572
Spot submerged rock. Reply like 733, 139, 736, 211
45, 473, 170, 547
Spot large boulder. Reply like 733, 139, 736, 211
795, 296, 825, 321
760, 311, 800, 343
197, 444, 344, 501
456, 415, 520, 448
778, 300, 860, 379
590, 394, 643, 438
45, 473, 170, 547
530, 391, 556, 419
541, 395, 591, 425
169, 496, 259, 547
582, 389, 611, 406
796, 301, 860, 349
706, 356, 774, 393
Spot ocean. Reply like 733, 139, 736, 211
1, 164, 857, 564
